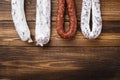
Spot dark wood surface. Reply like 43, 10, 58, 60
0, 0, 120, 80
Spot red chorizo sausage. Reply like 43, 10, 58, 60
56, 0, 77, 39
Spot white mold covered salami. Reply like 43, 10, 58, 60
11, 0, 33, 43
81, 0, 102, 39
35, 0, 51, 46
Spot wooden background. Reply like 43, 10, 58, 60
0, 0, 120, 80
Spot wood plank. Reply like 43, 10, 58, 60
0, 33, 120, 47
0, 21, 120, 33
0, 21, 120, 47
0, 47, 120, 80
0, 0, 120, 21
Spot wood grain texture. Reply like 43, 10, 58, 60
0, 21, 120, 47
0, 47, 120, 80
0, 0, 120, 80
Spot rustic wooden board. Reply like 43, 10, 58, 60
0, 21, 120, 47
0, 47, 120, 80
0, 0, 120, 80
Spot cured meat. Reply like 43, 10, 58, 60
81, 0, 102, 39
56, 0, 77, 39
35, 0, 51, 46
11, 0, 33, 42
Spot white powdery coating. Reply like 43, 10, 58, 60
35, 0, 51, 46
81, 0, 102, 39
11, 0, 32, 42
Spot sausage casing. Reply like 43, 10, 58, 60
56, 0, 77, 39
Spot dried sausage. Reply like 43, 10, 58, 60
35, 0, 51, 46
11, 0, 33, 43
56, 0, 77, 39
81, 0, 102, 39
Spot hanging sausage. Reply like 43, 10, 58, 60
35, 0, 51, 46
11, 0, 33, 43
56, 0, 77, 39
81, 0, 102, 39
